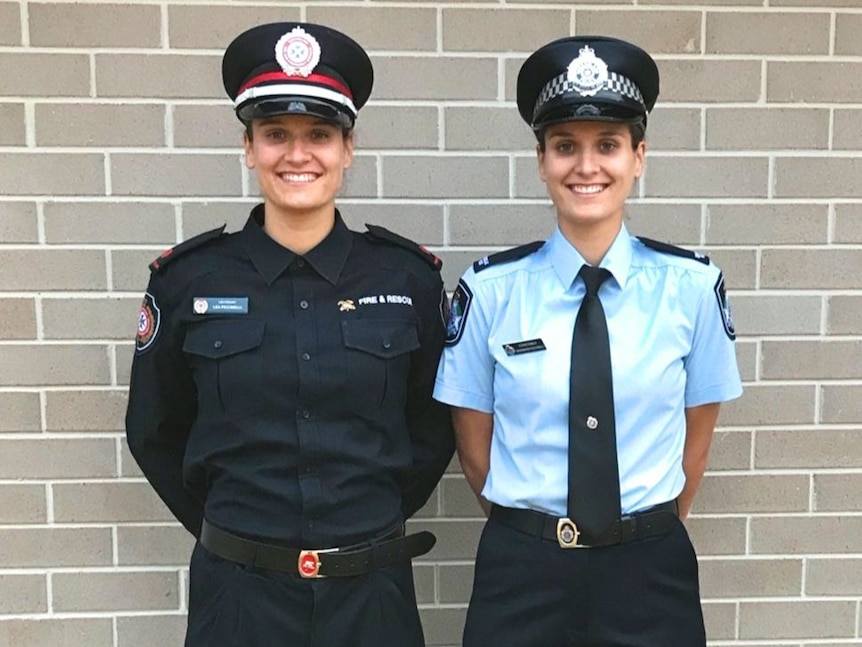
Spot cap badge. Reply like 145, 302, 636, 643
567, 45, 609, 98
275, 27, 321, 78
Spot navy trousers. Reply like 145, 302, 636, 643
185, 543, 425, 647
463, 515, 706, 647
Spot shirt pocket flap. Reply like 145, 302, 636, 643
341, 319, 420, 359
183, 320, 265, 360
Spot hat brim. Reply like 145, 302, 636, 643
237, 96, 353, 128
535, 102, 646, 132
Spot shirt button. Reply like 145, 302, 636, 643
382, 339, 391, 349
586, 416, 598, 429
299, 300, 309, 310
213, 340, 223, 349
301, 410, 311, 420
301, 352, 311, 361
297, 259, 305, 268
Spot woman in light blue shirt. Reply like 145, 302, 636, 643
434, 36, 742, 647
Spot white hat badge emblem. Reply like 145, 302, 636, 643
275, 27, 321, 78
567, 45, 609, 97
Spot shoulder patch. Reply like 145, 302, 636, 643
149, 225, 227, 272
473, 241, 544, 273
135, 292, 161, 353
714, 273, 736, 341
445, 279, 473, 346
637, 237, 710, 265
364, 224, 442, 270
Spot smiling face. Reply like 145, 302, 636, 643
244, 114, 353, 224
538, 120, 645, 240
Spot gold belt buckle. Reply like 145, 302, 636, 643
556, 517, 582, 548
297, 547, 338, 579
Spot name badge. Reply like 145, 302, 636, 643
502, 338, 546, 355
193, 297, 249, 315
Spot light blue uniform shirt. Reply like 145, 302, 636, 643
434, 224, 743, 516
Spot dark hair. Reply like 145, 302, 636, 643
536, 120, 646, 152
244, 120, 352, 140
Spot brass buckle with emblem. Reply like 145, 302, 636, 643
297, 547, 339, 579
556, 517, 583, 548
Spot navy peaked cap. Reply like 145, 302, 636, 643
222, 22, 373, 127
517, 36, 659, 130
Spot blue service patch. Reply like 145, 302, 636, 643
192, 297, 249, 315
135, 292, 161, 353
445, 280, 473, 346
714, 273, 736, 340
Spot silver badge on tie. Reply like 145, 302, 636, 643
586, 416, 599, 430
567, 45, 608, 97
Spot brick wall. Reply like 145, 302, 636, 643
1, 1, 861, 645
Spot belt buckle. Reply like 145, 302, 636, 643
297, 547, 338, 579
556, 517, 582, 549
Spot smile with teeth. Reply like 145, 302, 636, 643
279, 172, 319, 183
571, 184, 607, 194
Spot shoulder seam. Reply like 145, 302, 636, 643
149, 225, 226, 272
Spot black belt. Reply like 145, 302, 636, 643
200, 520, 435, 578
490, 500, 679, 548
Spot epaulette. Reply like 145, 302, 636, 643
149, 225, 226, 272
473, 241, 544, 273
637, 237, 710, 266
364, 224, 442, 270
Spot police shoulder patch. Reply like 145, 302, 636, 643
473, 241, 544, 273
135, 292, 161, 353
445, 279, 473, 346
149, 225, 227, 272
364, 224, 442, 270
714, 272, 736, 341
637, 237, 710, 265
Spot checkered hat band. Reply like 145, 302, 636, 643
534, 70, 645, 118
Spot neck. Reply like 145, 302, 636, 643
262, 203, 336, 255
558, 218, 622, 267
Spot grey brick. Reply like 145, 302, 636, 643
0, 528, 112, 567
814, 474, 862, 512
822, 385, 862, 425
168, 5, 301, 49
685, 517, 747, 556
625, 203, 702, 245
44, 202, 176, 245
0, 619, 113, 647
117, 615, 187, 647
309, 6, 437, 51
827, 295, 862, 335
53, 572, 180, 612
112, 249, 162, 292
0, 298, 37, 339
703, 249, 758, 289
0, 392, 41, 432
699, 559, 802, 598
730, 295, 821, 335
0, 53, 89, 97
449, 204, 556, 246
0, 153, 105, 196
768, 62, 862, 103
763, 340, 862, 380
659, 60, 761, 102
705, 204, 828, 245
720, 385, 816, 426
0, 484, 47, 523
29, 3, 160, 47
339, 203, 445, 245
96, 54, 223, 99
756, 429, 862, 469
577, 10, 702, 54
776, 157, 862, 198
412, 564, 435, 605
739, 600, 856, 639
708, 430, 752, 471
0, 575, 46, 614
807, 559, 862, 595
43, 297, 141, 340
514, 154, 550, 198
382, 156, 508, 199
834, 109, 862, 150
706, 108, 828, 151
702, 602, 736, 640
0, 2, 20, 45
419, 607, 468, 647
111, 154, 243, 197
834, 203, 862, 243
0, 201, 38, 242
54, 482, 174, 523
751, 516, 862, 554
694, 474, 809, 514
408, 519, 484, 561
35, 103, 165, 147
0, 103, 25, 145
173, 104, 246, 148
645, 156, 768, 198
706, 12, 829, 55
117, 526, 194, 566
45, 390, 128, 431
0, 438, 117, 479
444, 106, 534, 151
357, 105, 438, 150
735, 340, 757, 382
443, 8, 568, 52
438, 564, 475, 604
0, 345, 110, 386
373, 56, 497, 101
647, 108, 701, 151
761, 249, 862, 289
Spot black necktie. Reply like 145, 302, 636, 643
568, 265, 620, 540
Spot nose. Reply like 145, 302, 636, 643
574, 150, 599, 176
284, 139, 311, 164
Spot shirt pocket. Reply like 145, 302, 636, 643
341, 319, 420, 411
183, 319, 266, 414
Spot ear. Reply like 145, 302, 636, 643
243, 131, 255, 170
343, 132, 355, 170
536, 144, 547, 182
633, 140, 646, 179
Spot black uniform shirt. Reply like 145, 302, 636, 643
126, 205, 454, 547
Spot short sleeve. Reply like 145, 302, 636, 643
433, 274, 495, 413
683, 269, 743, 407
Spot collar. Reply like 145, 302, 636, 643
241, 204, 353, 286
548, 223, 633, 290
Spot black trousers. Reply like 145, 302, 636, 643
185, 542, 425, 647
463, 515, 706, 647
